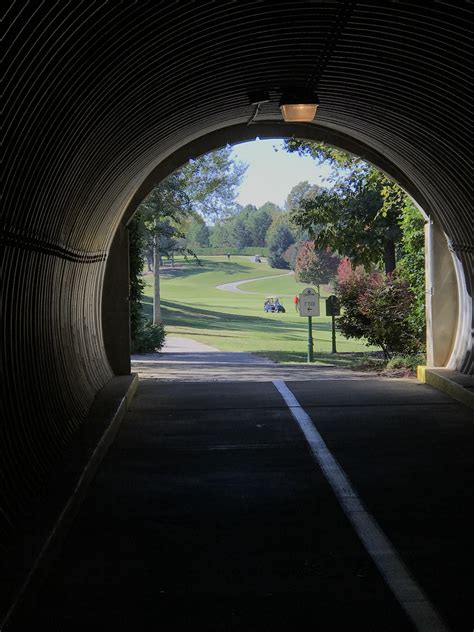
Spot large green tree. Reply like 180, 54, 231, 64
284, 140, 404, 273
268, 224, 295, 269
285, 181, 322, 212
248, 207, 273, 247
133, 147, 246, 325
185, 216, 210, 247
396, 199, 426, 347
232, 217, 252, 250
209, 220, 234, 248
138, 174, 191, 324
258, 201, 283, 216
208, 203, 274, 250
182, 149, 247, 220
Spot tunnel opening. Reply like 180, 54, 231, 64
107, 126, 469, 377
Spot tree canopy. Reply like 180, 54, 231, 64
179, 148, 247, 220
294, 243, 340, 293
268, 224, 295, 269
205, 202, 279, 251
285, 180, 322, 212
131, 147, 247, 326
284, 140, 405, 273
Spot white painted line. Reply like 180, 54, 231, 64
272, 380, 451, 632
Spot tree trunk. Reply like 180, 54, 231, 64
153, 234, 162, 324
383, 239, 396, 273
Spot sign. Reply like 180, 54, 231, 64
326, 295, 340, 316
299, 287, 320, 316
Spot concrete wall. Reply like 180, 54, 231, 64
102, 223, 131, 376
425, 221, 459, 367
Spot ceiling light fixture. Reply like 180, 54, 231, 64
279, 89, 319, 122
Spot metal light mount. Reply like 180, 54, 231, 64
248, 89, 270, 105
279, 88, 319, 122
247, 89, 270, 125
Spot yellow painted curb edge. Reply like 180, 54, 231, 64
418, 366, 474, 410
417, 365, 427, 382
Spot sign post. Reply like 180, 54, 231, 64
299, 288, 320, 363
307, 316, 314, 363
325, 295, 340, 354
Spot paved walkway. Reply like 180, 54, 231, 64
131, 336, 379, 381
136, 335, 272, 363
10, 378, 474, 631
216, 270, 294, 294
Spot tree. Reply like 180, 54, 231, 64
396, 199, 426, 348
138, 173, 191, 323
241, 203, 258, 215
285, 181, 322, 212
295, 242, 340, 293
128, 214, 166, 353
210, 220, 234, 248
181, 148, 247, 220
186, 216, 210, 247
248, 208, 273, 247
258, 201, 282, 215
232, 217, 252, 249
134, 147, 247, 324
284, 140, 403, 273
268, 224, 295, 269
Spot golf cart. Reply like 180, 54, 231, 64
264, 296, 285, 313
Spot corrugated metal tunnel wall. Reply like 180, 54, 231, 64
1, 1, 472, 550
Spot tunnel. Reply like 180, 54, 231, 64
1, 0, 472, 606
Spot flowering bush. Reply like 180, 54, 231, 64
336, 260, 422, 358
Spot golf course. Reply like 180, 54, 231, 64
142, 255, 379, 365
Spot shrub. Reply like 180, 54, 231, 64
336, 261, 422, 359
131, 321, 166, 353
128, 214, 147, 341
385, 354, 425, 371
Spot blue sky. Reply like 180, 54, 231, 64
230, 139, 331, 208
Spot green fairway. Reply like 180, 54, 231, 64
142, 255, 379, 364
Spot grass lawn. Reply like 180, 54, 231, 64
142, 255, 380, 365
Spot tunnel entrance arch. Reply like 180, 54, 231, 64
103, 121, 470, 377
3, 3, 472, 599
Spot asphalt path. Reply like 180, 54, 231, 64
9, 376, 473, 631
216, 270, 294, 294
131, 336, 378, 380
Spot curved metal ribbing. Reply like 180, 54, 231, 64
1, 1, 472, 547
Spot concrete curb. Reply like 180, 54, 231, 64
2, 373, 139, 630
417, 366, 474, 410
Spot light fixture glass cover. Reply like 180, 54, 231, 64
280, 90, 319, 122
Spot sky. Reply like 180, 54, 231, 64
230, 139, 331, 209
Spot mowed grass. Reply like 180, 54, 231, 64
142, 255, 379, 364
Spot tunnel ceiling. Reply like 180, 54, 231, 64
1, 0, 473, 577
3, 1, 472, 259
